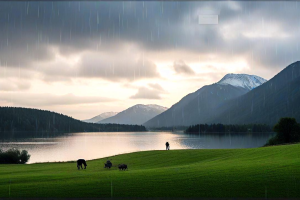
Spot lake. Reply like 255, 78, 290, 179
0, 131, 275, 164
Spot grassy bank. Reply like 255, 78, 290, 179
0, 144, 300, 198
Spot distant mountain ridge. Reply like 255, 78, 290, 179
84, 112, 118, 123
98, 104, 168, 125
144, 73, 267, 128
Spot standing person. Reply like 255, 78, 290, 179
165, 142, 170, 150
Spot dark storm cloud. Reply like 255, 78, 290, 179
173, 60, 195, 75
0, 1, 299, 74
219, 1, 300, 70
0, 1, 192, 53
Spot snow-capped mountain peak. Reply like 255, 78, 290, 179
127, 104, 168, 113
83, 112, 118, 123
132, 104, 168, 111
217, 73, 267, 90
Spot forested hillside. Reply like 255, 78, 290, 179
0, 107, 146, 133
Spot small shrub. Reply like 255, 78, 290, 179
20, 150, 31, 164
265, 135, 279, 146
0, 148, 31, 164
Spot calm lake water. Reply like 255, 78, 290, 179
0, 131, 275, 164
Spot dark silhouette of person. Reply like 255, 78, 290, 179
165, 142, 170, 150
77, 159, 87, 170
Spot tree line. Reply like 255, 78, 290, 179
185, 123, 272, 134
0, 107, 146, 133
149, 126, 188, 131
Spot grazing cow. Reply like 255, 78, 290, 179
104, 160, 112, 169
77, 159, 87, 170
118, 164, 128, 170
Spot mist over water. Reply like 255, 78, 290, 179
0, 132, 275, 164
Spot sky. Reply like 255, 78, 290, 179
0, 1, 300, 120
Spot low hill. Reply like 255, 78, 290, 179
0, 107, 146, 133
0, 144, 299, 197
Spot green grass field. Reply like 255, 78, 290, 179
0, 144, 300, 198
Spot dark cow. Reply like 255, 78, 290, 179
118, 164, 128, 170
77, 159, 87, 170
104, 160, 112, 169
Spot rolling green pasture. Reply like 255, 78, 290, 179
0, 144, 300, 198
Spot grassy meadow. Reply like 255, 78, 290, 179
0, 144, 300, 198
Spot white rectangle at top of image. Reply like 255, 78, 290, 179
198, 15, 218, 25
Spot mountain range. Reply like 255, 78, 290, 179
144, 61, 300, 127
144, 73, 266, 127
209, 61, 300, 125
97, 104, 168, 125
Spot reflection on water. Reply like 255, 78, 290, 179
0, 131, 275, 164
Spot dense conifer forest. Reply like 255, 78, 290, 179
0, 107, 146, 133
185, 123, 272, 133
